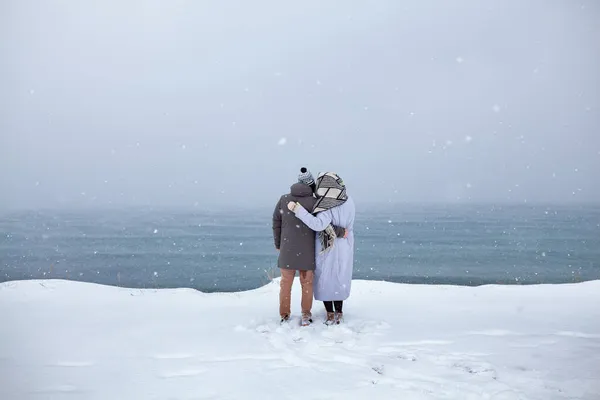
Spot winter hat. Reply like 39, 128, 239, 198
298, 167, 315, 186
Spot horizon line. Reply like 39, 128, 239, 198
2, 201, 599, 214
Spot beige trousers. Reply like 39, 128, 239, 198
279, 269, 313, 318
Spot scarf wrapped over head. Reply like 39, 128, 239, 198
313, 172, 348, 253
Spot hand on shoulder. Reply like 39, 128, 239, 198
287, 201, 300, 213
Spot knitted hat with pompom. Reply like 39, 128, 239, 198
298, 167, 315, 186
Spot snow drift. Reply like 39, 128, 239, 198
1, 278, 599, 399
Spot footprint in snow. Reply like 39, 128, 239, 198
372, 365, 384, 375
396, 354, 418, 362
452, 362, 497, 379
376, 346, 417, 361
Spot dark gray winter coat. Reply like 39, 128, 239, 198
272, 183, 344, 271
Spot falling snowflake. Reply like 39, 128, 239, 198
153, 271, 158, 277
278, 138, 287, 146
153, 229, 158, 234
492, 105, 501, 113
456, 57, 464, 63
465, 136, 473, 143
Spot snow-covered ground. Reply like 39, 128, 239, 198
1, 278, 599, 400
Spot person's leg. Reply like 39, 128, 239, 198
299, 270, 314, 317
323, 301, 334, 313
334, 301, 344, 324
334, 301, 343, 313
279, 269, 295, 318
323, 301, 335, 324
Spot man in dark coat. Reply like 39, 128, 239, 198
272, 168, 344, 325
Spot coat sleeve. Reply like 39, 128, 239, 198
272, 198, 282, 249
295, 206, 333, 232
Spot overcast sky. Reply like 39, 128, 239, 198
1, 0, 599, 210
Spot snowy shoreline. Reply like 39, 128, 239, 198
2, 278, 599, 399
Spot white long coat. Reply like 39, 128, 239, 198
295, 196, 356, 301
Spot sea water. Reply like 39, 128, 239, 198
1, 204, 599, 292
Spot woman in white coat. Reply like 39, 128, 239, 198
288, 172, 355, 325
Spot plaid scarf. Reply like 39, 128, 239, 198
312, 172, 348, 253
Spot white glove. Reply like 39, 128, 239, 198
287, 201, 300, 213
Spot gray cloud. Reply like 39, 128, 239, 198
1, 0, 599, 210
